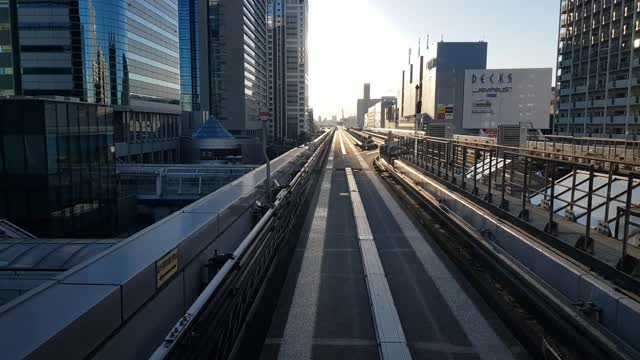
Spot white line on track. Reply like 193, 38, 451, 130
338, 128, 347, 155
346, 167, 412, 360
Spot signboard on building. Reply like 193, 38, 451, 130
437, 105, 446, 120
463, 68, 552, 130
445, 105, 454, 120
437, 104, 454, 120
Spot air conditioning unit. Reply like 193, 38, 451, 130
497, 124, 528, 148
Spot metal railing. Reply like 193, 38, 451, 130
151, 130, 334, 360
528, 134, 640, 165
389, 133, 640, 294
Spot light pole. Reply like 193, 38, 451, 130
414, 84, 421, 162
259, 109, 272, 205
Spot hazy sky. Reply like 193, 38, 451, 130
308, 0, 560, 119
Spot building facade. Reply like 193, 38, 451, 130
0, 0, 182, 162
400, 42, 488, 132
198, 0, 267, 138
556, 0, 640, 138
267, 0, 308, 144
0, 98, 116, 237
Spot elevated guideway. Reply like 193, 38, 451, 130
260, 128, 527, 360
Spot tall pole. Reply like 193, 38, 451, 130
415, 84, 421, 162
260, 110, 272, 205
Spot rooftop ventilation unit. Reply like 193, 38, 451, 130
497, 124, 528, 148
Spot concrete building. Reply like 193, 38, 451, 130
357, 83, 381, 128
180, 0, 268, 138
267, 0, 309, 144
0, 0, 183, 163
556, 0, 640, 138
400, 42, 487, 132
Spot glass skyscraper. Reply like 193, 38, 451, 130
178, 0, 201, 112
0, 0, 180, 110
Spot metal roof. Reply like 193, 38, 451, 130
0, 239, 119, 270
192, 116, 234, 139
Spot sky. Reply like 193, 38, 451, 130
308, 0, 561, 119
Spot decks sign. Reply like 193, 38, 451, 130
463, 68, 552, 131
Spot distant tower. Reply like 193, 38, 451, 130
364, 83, 371, 100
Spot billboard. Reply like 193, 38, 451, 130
463, 68, 552, 130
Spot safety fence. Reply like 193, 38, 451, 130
389, 134, 640, 294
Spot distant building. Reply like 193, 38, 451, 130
343, 115, 358, 128
365, 97, 398, 129
556, 0, 640, 138
357, 83, 381, 128
267, 0, 309, 144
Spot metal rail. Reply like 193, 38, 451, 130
150, 130, 334, 360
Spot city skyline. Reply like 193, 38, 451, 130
309, 0, 560, 119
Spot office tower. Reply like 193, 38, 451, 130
556, 0, 640, 138
267, 0, 309, 144
197, 0, 267, 138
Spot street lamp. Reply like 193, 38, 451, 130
259, 109, 272, 206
